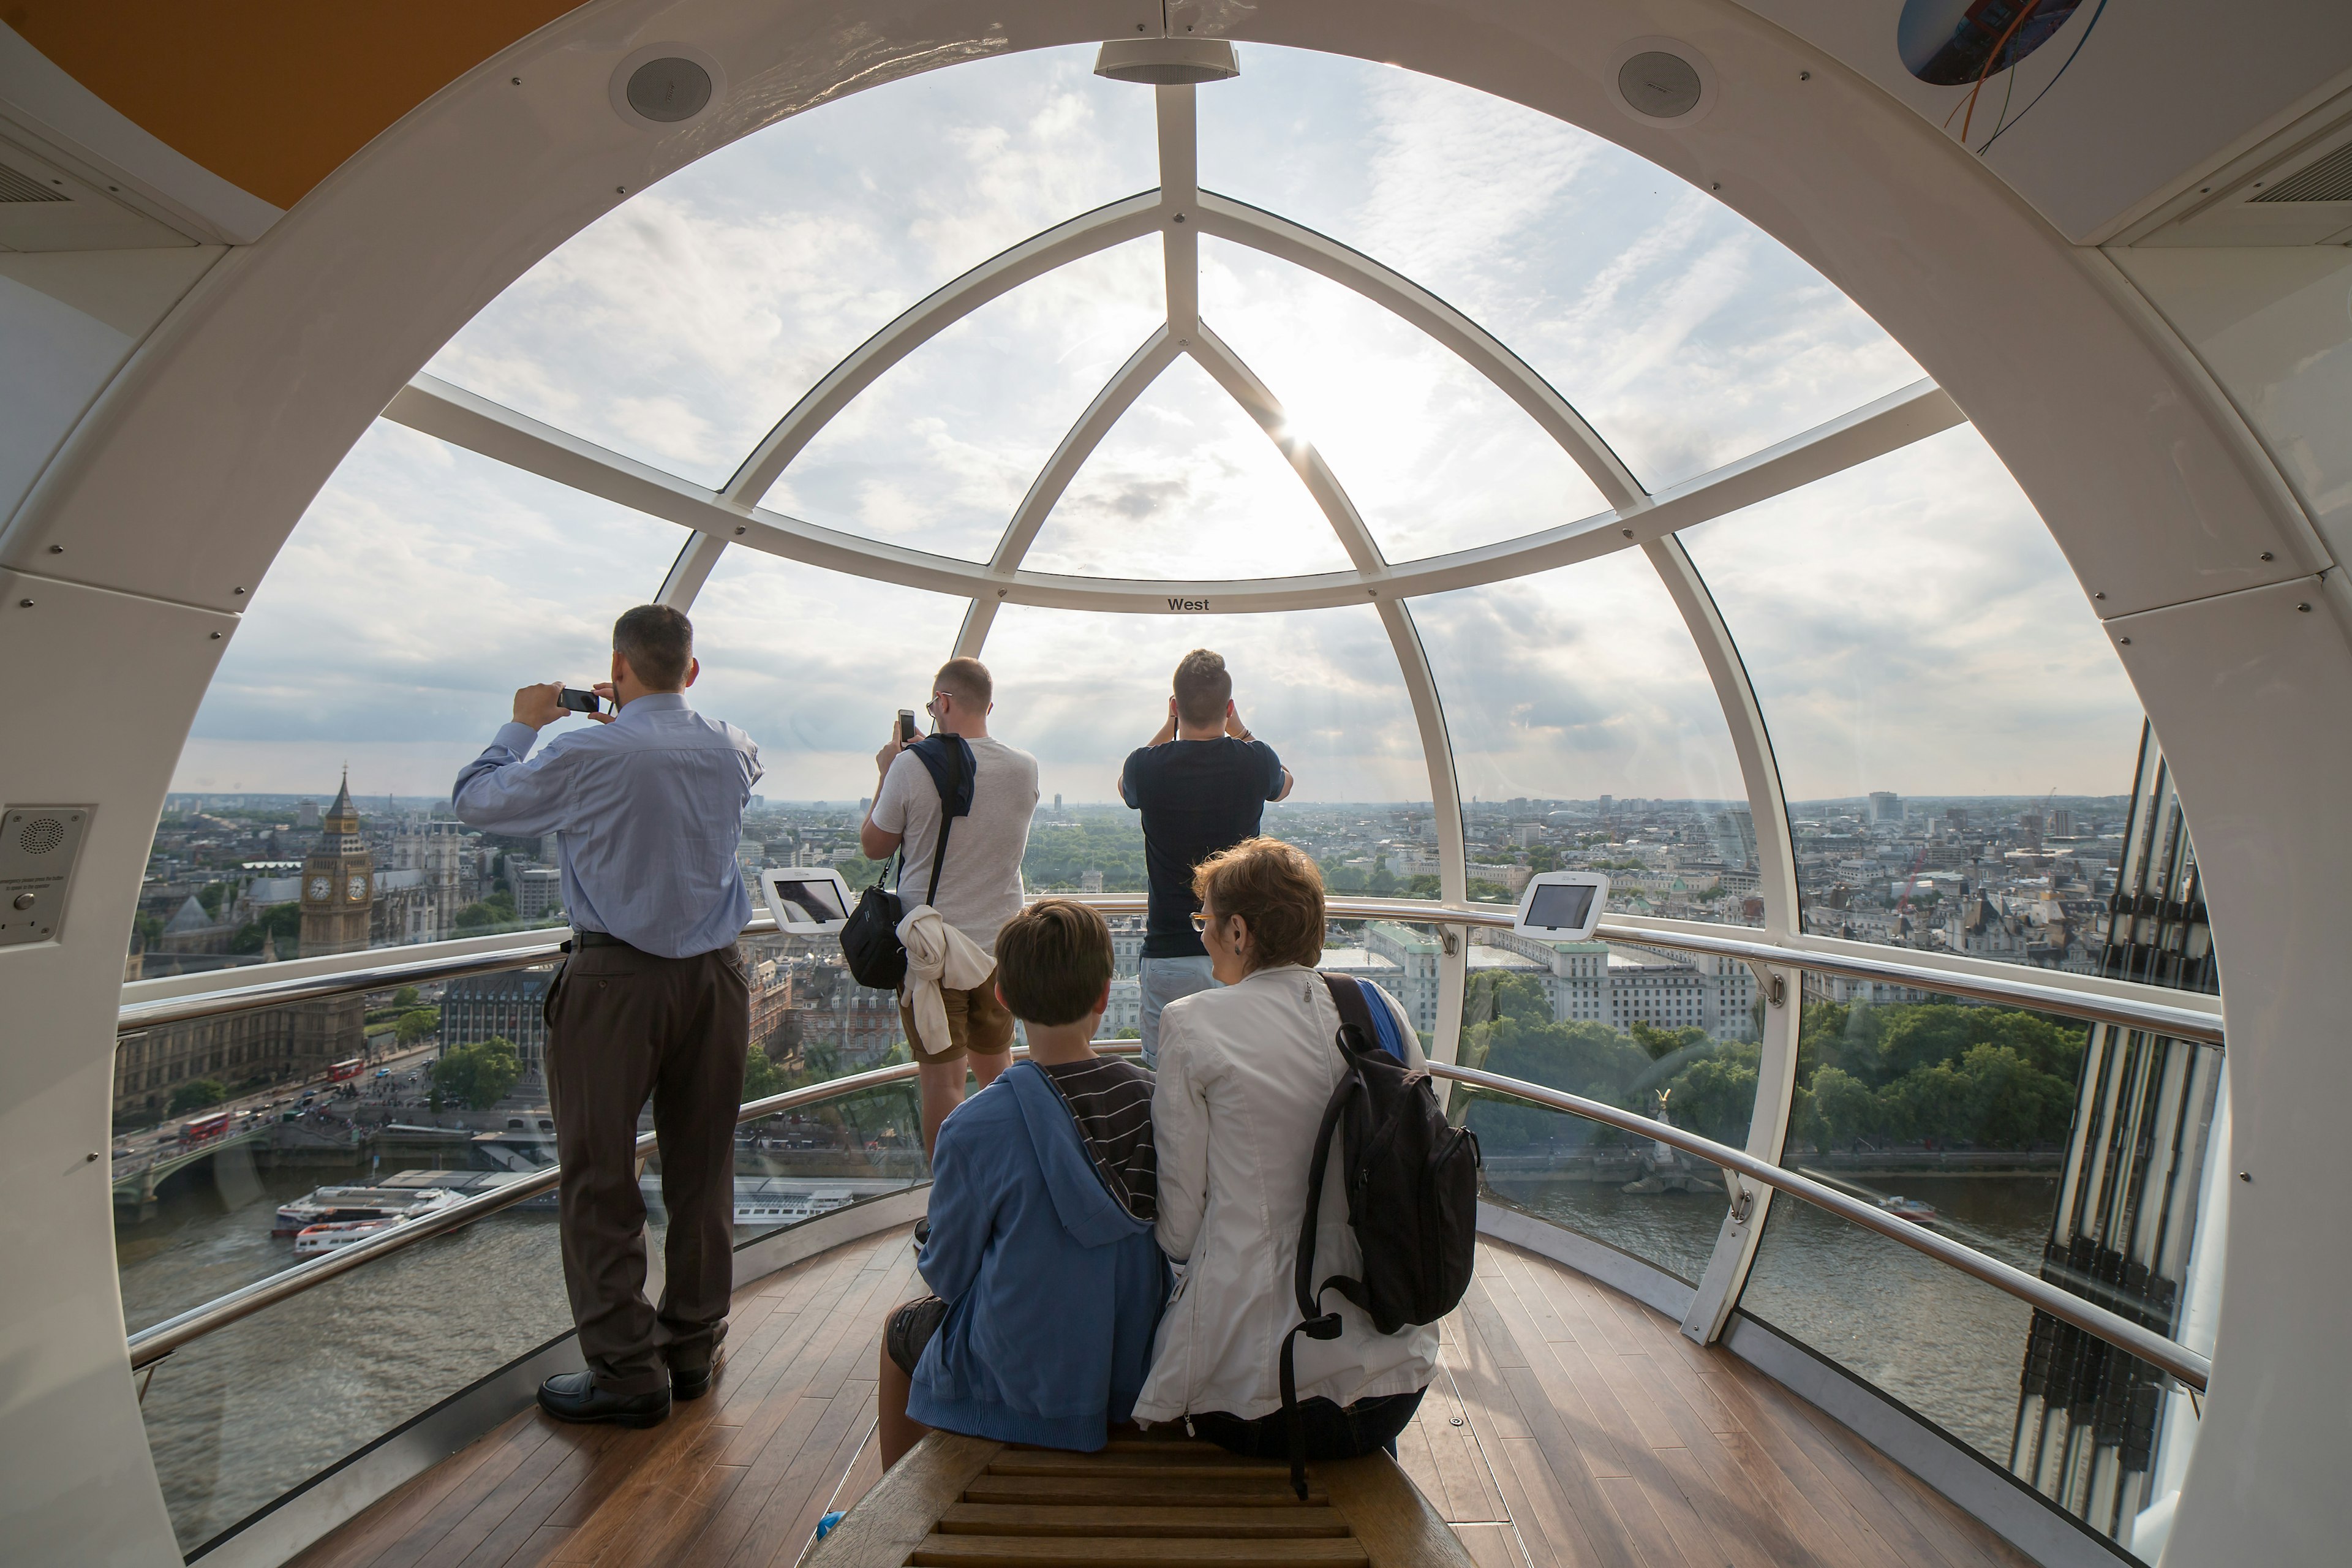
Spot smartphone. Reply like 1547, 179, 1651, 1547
897, 709, 919, 743
559, 688, 603, 715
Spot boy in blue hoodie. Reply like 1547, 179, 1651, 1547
876, 899, 1169, 1465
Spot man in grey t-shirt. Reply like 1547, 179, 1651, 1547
862, 657, 1040, 1153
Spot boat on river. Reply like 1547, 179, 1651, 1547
1878, 1194, 1939, 1224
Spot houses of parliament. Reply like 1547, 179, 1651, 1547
111, 779, 386, 1121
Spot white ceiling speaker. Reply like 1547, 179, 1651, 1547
1094, 38, 1240, 86
1605, 37, 1717, 129
609, 43, 728, 130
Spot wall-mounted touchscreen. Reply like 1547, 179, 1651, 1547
1513, 871, 1610, 941
758, 869, 854, 935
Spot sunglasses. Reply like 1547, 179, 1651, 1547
1189, 912, 1210, 933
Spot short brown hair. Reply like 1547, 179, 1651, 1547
614, 604, 693, 690
1172, 648, 1231, 728
1193, 837, 1324, 971
994, 899, 1115, 1026
934, 656, 993, 709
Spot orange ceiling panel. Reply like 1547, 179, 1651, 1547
5, 1, 588, 209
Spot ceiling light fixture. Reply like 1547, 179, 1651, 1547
1094, 39, 1240, 86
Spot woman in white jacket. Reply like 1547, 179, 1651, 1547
1132, 837, 1438, 1460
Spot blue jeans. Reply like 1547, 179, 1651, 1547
1138, 954, 1218, 1069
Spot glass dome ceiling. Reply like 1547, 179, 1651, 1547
182, 42, 2149, 963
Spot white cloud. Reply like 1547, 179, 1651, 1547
1681, 425, 2146, 800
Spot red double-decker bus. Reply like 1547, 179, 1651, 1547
178, 1110, 233, 1144
326, 1059, 364, 1082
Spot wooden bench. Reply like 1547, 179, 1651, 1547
807, 1431, 1478, 1567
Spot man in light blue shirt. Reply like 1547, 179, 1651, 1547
454, 604, 761, 1430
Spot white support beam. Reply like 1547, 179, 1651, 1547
386, 372, 1958, 616
1184, 324, 1390, 578
722, 190, 1163, 507
1174, 325, 1472, 1083
1381, 597, 1472, 1085
1194, 192, 1647, 511
1646, 533, 1806, 1344
1156, 86, 1199, 337
657, 530, 728, 609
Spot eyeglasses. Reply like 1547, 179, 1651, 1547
1189, 913, 1210, 933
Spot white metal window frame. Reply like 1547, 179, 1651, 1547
371, 80, 2138, 1344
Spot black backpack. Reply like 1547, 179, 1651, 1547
839, 740, 964, 990
1278, 975, 1482, 1496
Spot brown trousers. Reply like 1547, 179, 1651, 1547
544, 940, 748, 1395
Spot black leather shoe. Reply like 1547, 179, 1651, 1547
538, 1370, 669, 1428
671, 1346, 726, 1401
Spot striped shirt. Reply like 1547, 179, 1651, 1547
1039, 1057, 1158, 1223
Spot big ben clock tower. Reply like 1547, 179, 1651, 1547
288, 771, 375, 1072
300, 772, 375, 957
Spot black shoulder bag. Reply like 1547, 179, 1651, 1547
840, 741, 964, 990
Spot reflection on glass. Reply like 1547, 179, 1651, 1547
123, 1029, 929, 1550
1196, 46, 1921, 489
428, 47, 1159, 486
1681, 424, 2147, 969
1020, 355, 1359, 580
1415, 551, 1761, 924
1743, 1208, 2038, 1463
1198, 237, 1607, 560
158, 424, 686, 969
138, 1210, 576, 1551
1456, 941, 1758, 1284
1738, 990, 2078, 1458
774, 239, 1166, 562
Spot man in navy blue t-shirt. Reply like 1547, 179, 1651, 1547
1117, 649, 1293, 1066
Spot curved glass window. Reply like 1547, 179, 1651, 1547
687, 548, 970, 805
1019, 355, 1359, 579
1195, 47, 1923, 490
160, 425, 688, 967
773, 238, 1166, 562
976, 601, 1429, 818
1459, 952, 1760, 1284
1197, 236, 1608, 560
428, 47, 1159, 487
1416, 551, 1758, 922
1682, 424, 2147, 967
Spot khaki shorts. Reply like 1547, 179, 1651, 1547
899, 972, 1015, 1065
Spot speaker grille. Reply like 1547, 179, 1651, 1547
0, 164, 70, 203
20, 817, 64, 855
626, 58, 712, 123
1618, 52, 1702, 120
2252, 141, 2352, 203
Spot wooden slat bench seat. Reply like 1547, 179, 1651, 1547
808, 1432, 1475, 1568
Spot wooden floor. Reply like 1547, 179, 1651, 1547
295, 1225, 2034, 1568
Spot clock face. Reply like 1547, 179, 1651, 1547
309, 876, 331, 900
347, 874, 368, 902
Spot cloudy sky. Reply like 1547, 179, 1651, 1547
176, 43, 2147, 807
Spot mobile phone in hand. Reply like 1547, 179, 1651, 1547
559, 688, 604, 715
897, 709, 919, 743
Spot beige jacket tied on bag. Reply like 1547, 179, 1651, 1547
897, 903, 994, 1057
1133, 963, 1441, 1425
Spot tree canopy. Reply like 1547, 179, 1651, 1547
1452, 976, 2081, 1156
170, 1079, 228, 1115
1787, 999, 2083, 1152
431, 1038, 521, 1110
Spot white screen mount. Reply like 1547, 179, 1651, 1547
1513, 871, 1610, 941
758, 867, 854, 935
